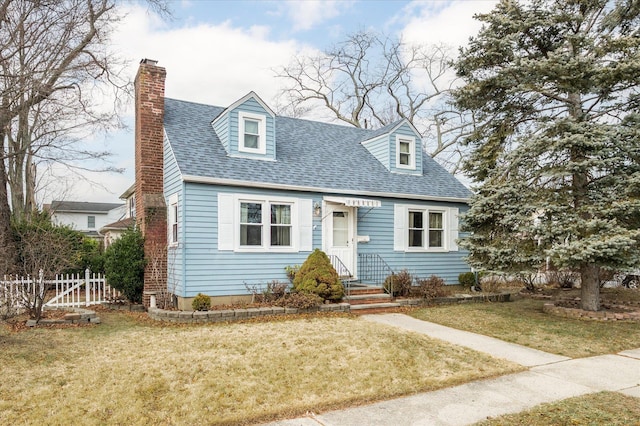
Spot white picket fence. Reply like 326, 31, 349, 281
0, 269, 120, 309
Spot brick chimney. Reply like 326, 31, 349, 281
135, 59, 167, 307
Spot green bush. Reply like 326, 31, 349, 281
192, 293, 211, 311
414, 275, 447, 299
293, 249, 344, 302
384, 269, 413, 297
103, 228, 145, 303
458, 272, 475, 288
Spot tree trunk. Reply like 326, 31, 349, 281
0, 129, 17, 273
580, 264, 600, 311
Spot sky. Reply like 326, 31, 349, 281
47, 0, 498, 204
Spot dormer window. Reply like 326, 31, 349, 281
238, 111, 267, 155
396, 135, 416, 170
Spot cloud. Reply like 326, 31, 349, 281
280, 0, 354, 32
400, 0, 498, 51
112, 5, 302, 108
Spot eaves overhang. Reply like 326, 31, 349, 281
181, 174, 470, 204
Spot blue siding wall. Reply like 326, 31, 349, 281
178, 181, 469, 297
228, 98, 276, 160
163, 134, 185, 295
390, 123, 423, 175
181, 184, 318, 297
357, 198, 469, 284
212, 112, 230, 153
362, 135, 390, 170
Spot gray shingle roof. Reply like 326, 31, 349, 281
164, 98, 471, 201
50, 201, 124, 213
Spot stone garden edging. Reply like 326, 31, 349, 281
26, 307, 101, 327
146, 292, 515, 324
543, 299, 640, 322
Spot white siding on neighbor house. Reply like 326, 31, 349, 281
361, 135, 391, 170
175, 180, 470, 298
228, 97, 276, 160
52, 207, 124, 233
389, 122, 423, 175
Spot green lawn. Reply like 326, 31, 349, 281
411, 297, 640, 358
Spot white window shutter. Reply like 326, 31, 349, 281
448, 207, 459, 252
218, 193, 234, 251
299, 199, 313, 251
393, 204, 406, 251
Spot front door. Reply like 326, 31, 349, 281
324, 204, 356, 278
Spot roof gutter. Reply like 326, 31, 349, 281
181, 174, 470, 204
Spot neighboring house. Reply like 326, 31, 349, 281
47, 201, 125, 239
135, 59, 472, 309
99, 184, 136, 247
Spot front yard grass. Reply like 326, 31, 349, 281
411, 297, 640, 358
0, 310, 522, 425
475, 391, 640, 426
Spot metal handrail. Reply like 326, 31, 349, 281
358, 253, 395, 296
328, 255, 353, 297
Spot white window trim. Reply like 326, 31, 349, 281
168, 193, 179, 247
395, 135, 416, 170
235, 194, 299, 253
395, 203, 456, 253
238, 111, 267, 155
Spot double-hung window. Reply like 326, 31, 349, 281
169, 194, 179, 245
239, 201, 293, 249
408, 210, 424, 247
396, 204, 453, 252
270, 204, 291, 246
396, 135, 416, 170
240, 202, 264, 246
87, 215, 95, 229
238, 111, 267, 154
219, 193, 312, 253
428, 212, 444, 248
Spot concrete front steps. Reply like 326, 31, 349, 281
343, 285, 401, 313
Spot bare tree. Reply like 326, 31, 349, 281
0, 0, 169, 271
275, 31, 474, 173
13, 221, 79, 320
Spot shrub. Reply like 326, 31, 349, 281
284, 265, 300, 283
103, 228, 145, 303
414, 275, 447, 299
384, 269, 413, 297
192, 293, 211, 311
459, 272, 476, 288
278, 292, 322, 310
293, 249, 344, 302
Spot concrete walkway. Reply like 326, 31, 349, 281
264, 313, 640, 426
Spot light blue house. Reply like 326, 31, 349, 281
135, 60, 471, 308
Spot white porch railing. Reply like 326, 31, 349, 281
0, 269, 120, 309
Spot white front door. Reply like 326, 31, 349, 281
323, 204, 356, 278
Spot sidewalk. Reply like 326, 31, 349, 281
264, 313, 640, 426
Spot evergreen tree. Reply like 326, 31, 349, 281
453, 0, 640, 311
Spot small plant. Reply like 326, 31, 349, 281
414, 275, 447, 299
284, 265, 300, 283
259, 280, 289, 303
480, 277, 503, 293
384, 269, 412, 297
293, 249, 344, 302
459, 272, 476, 288
278, 292, 323, 309
191, 293, 211, 311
